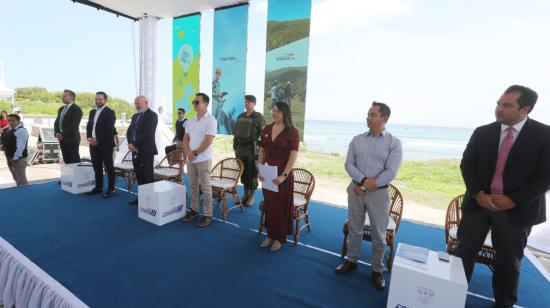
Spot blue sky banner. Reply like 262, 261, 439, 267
212, 4, 249, 135
173, 14, 200, 121
264, 0, 312, 140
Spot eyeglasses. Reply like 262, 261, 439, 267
178, 112, 184, 115
192, 100, 200, 106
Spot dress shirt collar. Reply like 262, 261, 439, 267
366, 128, 387, 137
500, 117, 527, 133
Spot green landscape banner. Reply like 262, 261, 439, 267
173, 14, 200, 121
263, 0, 312, 139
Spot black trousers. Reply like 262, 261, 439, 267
132, 153, 154, 185
456, 208, 531, 307
60, 140, 80, 164
90, 144, 115, 191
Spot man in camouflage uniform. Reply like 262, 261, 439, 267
233, 95, 266, 206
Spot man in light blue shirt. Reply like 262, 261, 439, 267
0, 114, 29, 186
335, 102, 403, 291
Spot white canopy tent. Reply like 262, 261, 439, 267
72, 0, 247, 19
72, 1, 249, 164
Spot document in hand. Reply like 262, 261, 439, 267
258, 163, 278, 192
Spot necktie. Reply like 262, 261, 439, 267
132, 113, 142, 141
491, 127, 515, 194
59, 105, 69, 131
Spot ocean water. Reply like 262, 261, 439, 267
304, 120, 474, 161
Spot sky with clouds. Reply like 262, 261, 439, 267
1, 0, 550, 128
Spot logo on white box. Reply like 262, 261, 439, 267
417, 286, 435, 305
162, 204, 184, 218
139, 207, 158, 217
77, 180, 95, 189
62, 181, 73, 187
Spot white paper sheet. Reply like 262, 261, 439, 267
258, 163, 278, 192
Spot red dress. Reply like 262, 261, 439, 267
260, 124, 299, 243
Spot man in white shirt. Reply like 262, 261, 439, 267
86, 91, 117, 198
181, 93, 217, 228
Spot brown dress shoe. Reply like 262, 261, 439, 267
334, 260, 357, 274
196, 216, 213, 228
372, 271, 385, 290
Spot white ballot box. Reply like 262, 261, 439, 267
387, 243, 468, 308
61, 163, 96, 194
138, 181, 186, 226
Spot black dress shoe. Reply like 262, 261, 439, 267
334, 260, 357, 274
128, 198, 138, 205
103, 190, 115, 198
372, 271, 385, 291
87, 187, 102, 195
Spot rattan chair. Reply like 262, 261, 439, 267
154, 150, 185, 184
340, 184, 404, 271
445, 194, 496, 272
113, 151, 135, 191
258, 168, 316, 246
210, 158, 244, 222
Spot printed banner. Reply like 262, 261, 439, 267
212, 4, 249, 135
263, 0, 312, 139
173, 14, 200, 121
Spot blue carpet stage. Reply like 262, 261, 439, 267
0, 180, 549, 307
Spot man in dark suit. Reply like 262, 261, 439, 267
54, 89, 83, 163
86, 91, 117, 198
457, 85, 550, 308
126, 95, 158, 205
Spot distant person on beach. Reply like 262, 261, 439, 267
1, 114, 29, 186
126, 95, 158, 205
233, 94, 266, 207
271, 80, 279, 107
335, 101, 402, 291
54, 90, 83, 164
284, 81, 292, 108
258, 102, 299, 252
456, 85, 550, 307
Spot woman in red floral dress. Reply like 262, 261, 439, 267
258, 102, 299, 251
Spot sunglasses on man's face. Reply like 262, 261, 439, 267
192, 100, 200, 106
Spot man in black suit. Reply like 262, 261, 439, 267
457, 85, 550, 308
54, 89, 83, 163
86, 91, 117, 198
127, 95, 158, 205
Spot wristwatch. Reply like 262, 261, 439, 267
282, 172, 288, 177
